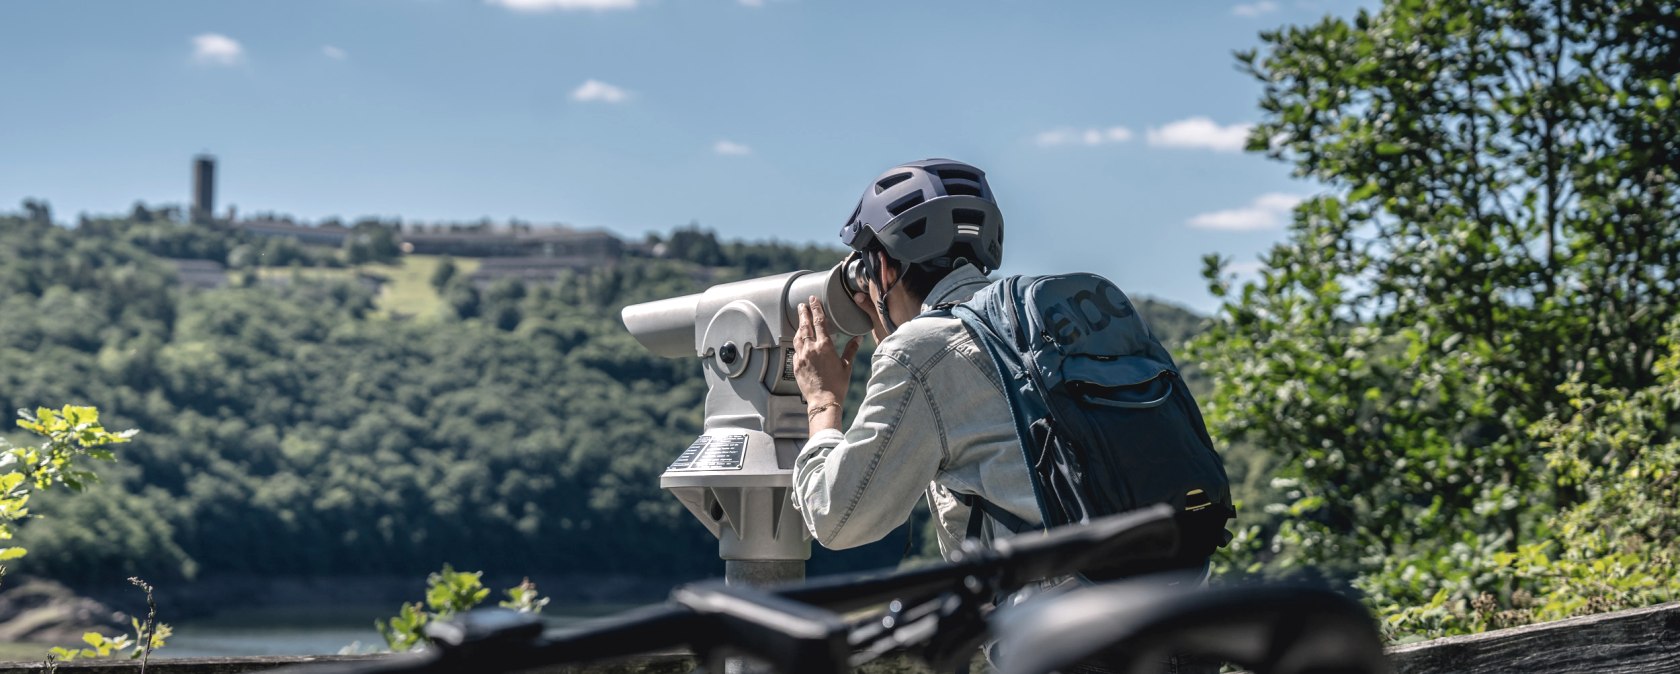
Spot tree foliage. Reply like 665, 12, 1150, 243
1194, 0, 1680, 635
1368, 322, 1680, 639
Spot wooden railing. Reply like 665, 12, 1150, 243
1387, 600, 1680, 673
7, 600, 1678, 673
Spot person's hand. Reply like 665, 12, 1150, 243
794, 296, 861, 433
851, 291, 888, 343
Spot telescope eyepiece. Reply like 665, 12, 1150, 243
841, 253, 869, 296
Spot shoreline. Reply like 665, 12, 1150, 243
25, 572, 694, 625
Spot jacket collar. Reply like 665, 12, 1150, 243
921, 264, 992, 313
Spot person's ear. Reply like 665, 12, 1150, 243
873, 250, 899, 289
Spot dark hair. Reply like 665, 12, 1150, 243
869, 245, 957, 303
900, 262, 954, 302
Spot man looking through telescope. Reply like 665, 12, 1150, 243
788, 158, 1036, 557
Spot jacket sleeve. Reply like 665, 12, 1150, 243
792, 348, 947, 549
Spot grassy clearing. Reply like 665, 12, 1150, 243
373, 255, 479, 322
247, 255, 477, 322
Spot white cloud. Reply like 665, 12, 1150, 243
487, 0, 637, 12
571, 79, 631, 103
1187, 193, 1305, 231
191, 33, 244, 66
713, 139, 753, 156
1146, 117, 1254, 152
1034, 126, 1133, 148
1232, 1, 1279, 17
322, 45, 347, 60
738, 0, 765, 6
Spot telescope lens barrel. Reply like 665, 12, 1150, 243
785, 263, 874, 338
621, 261, 875, 361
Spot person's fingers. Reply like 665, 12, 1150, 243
796, 302, 814, 343
841, 336, 861, 368
852, 292, 873, 313
808, 297, 833, 347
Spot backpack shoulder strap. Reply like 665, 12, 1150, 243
957, 492, 1035, 540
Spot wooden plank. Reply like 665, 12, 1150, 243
1388, 600, 1680, 673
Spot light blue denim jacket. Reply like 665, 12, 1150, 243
791, 264, 1042, 559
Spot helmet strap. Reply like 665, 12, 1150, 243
865, 249, 906, 334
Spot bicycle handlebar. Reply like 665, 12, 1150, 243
990, 581, 1390, 674
270, 505, 1212, 674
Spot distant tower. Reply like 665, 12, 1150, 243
192, 154, 216, 224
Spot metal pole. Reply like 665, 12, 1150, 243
724, 560, 805, 587
722, 560, 805, 673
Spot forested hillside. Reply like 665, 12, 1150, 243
0, 209, 1207, 586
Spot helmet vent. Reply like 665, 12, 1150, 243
938, 169, 984, 197
887, 191, 925, 216
875, 172, 913, 194
952, 208, 986, 226
902, 218, 928, 239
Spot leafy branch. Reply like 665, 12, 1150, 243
375, 565, 550, 652
0, 405, 136, 578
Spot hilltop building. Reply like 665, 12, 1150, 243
192, 155, 216, 224
190, 153, 629, 278
401, 228, 623, 259
467, 256, 612, 289
238, 219, 352, 246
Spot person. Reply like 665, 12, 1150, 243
790, 159, 1222, 674
787, 157, 1032, 558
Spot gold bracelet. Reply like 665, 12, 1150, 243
806, 401, 841, 419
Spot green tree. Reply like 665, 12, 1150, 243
444, 276, 482, 319
431, 256, 458, 290
1194, 0, 1680, 621
663, 224, 728, 267
345, 221, 401, 264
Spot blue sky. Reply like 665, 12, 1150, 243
0, 0, 1357, 311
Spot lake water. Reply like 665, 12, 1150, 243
157, 604, 633, 659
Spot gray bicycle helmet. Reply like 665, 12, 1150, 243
839, 158, 1004, 273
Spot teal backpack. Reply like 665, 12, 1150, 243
932, 273, 1234, 570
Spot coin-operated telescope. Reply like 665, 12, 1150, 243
621, 262, 873, 586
